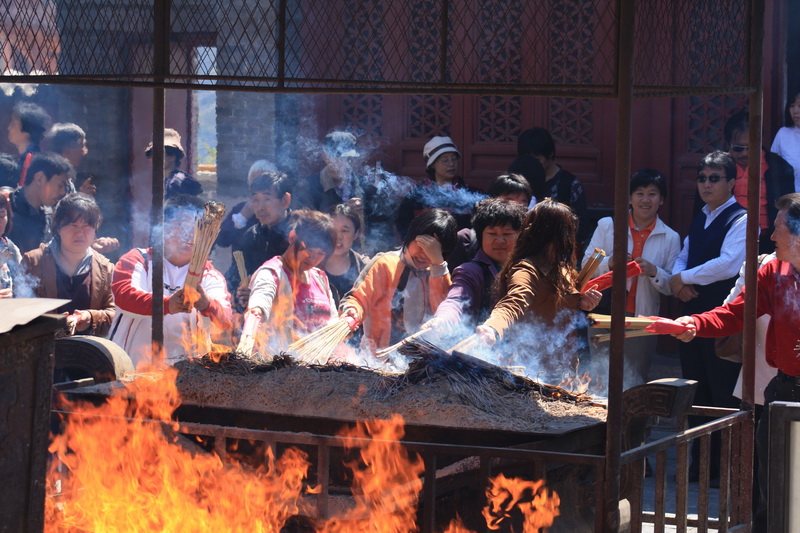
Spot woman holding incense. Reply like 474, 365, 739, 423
0, 193, 22, 297
582, 169, 681, 386
476, 199, 602, 382
427, 198, 526, 333
246, 209, 339, 353
22, 193, 115, 336
340, 208, 457, 354
109, 195, 232, 367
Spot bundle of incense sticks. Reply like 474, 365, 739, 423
287, 318, 355, 365
587, 314, 657, 330
581, 260, 642, 293
448, 333, 479, 354
591, 330, 657, 343
374, 329, 428, 360
184, 201, 226, 290
576, 248, 606, 290
233, 250, 248, 286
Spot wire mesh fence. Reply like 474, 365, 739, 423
0, 0, 753, 97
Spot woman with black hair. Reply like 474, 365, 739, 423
323, 200, 369, 304
22, 193, 115, 335
341, 208, 456, 353
7, 102, 51, 186
476, 199, 602, 381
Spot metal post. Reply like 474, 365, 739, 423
150, 0, 170, 352
604, 0, 635, 530
741, 0, 766, 526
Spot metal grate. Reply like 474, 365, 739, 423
0, 0, 754, 97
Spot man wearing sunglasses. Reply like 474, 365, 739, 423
724, 109, 794, 253
670, 150, 747, 485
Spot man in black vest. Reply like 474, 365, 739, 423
669, 150, 747, 484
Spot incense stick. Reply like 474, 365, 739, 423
184, 201, 226, 290
236, 310, 261, 357
374, 330, 428, 360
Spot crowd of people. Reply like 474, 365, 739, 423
3, 96, 800, 530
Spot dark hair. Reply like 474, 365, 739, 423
723, 109, 749, 146
24, 151, 74, 186
497, 199, 578, 300
52, 193, 102, 236
506, 156, 545, 200
629, 168, 667, 198
328, 200, 363, 233
488, 172, 533, 203
776, 193, 800, 236
698, 150, 737, 181
517, 127, 556, 159
289, 209, 336, 256
250, 170, 291, 197
12, 103, 51, 146
784, 92, 800, 128
0, 193, 12, 238
472, 198, 526, 248
402, 208, 457, 258
45, 123, 86, 154
164, 194, 205, 225
0, 153, 19, 188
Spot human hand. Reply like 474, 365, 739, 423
421, 316, 445, 333
580, 286, 602, 311
0, 287, 12, 298
476, 324, 497, 346
240, 201, 255, 220
192, 285, 211, 312
635, 257, 657, 278
676, 285, 698, 303
79, 178, 97, 196
608, 254, 632, 270
672, 316, 697, 342
236, 285, 251, 309
92, 237, 120, 254
669, 274, 685, 296
168, 288, 191, 314
415, 235, 444, 265
340, 306, 362, 329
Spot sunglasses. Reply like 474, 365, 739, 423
730, 145, 748, 153
696, 174, 726, 183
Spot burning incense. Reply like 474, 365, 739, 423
183, 201, 226, 291
286, 318, 354, 365
448, 334, 479, 354
576, 248, 606, 290
590, 329, 657, 343
233, 251, 248, 287
236, 309, 261, 357
374, 329, 428, 360
581, 260, 642, 293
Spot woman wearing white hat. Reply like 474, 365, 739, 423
396, 136, 484, 239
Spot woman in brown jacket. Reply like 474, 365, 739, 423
22, 193, 115, 336
476, 199, 602, 382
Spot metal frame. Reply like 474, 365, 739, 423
20, 1, 765, 530
767, 401, 800, 533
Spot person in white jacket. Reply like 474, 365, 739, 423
583, 169, 681, 387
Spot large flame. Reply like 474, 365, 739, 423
46, 368, 559, 531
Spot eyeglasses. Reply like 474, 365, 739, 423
730, 145, 748, 153
696, 174, 726, 183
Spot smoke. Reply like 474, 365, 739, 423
0, 71, 41, 97
13, 266, 41, 299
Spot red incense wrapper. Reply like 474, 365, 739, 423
581, 261, 642, 293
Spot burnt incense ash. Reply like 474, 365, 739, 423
174, 342, 605, 435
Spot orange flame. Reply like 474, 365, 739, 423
482, 474, 560, 532
46, 368, 560, 531
558, 371, 593, 394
